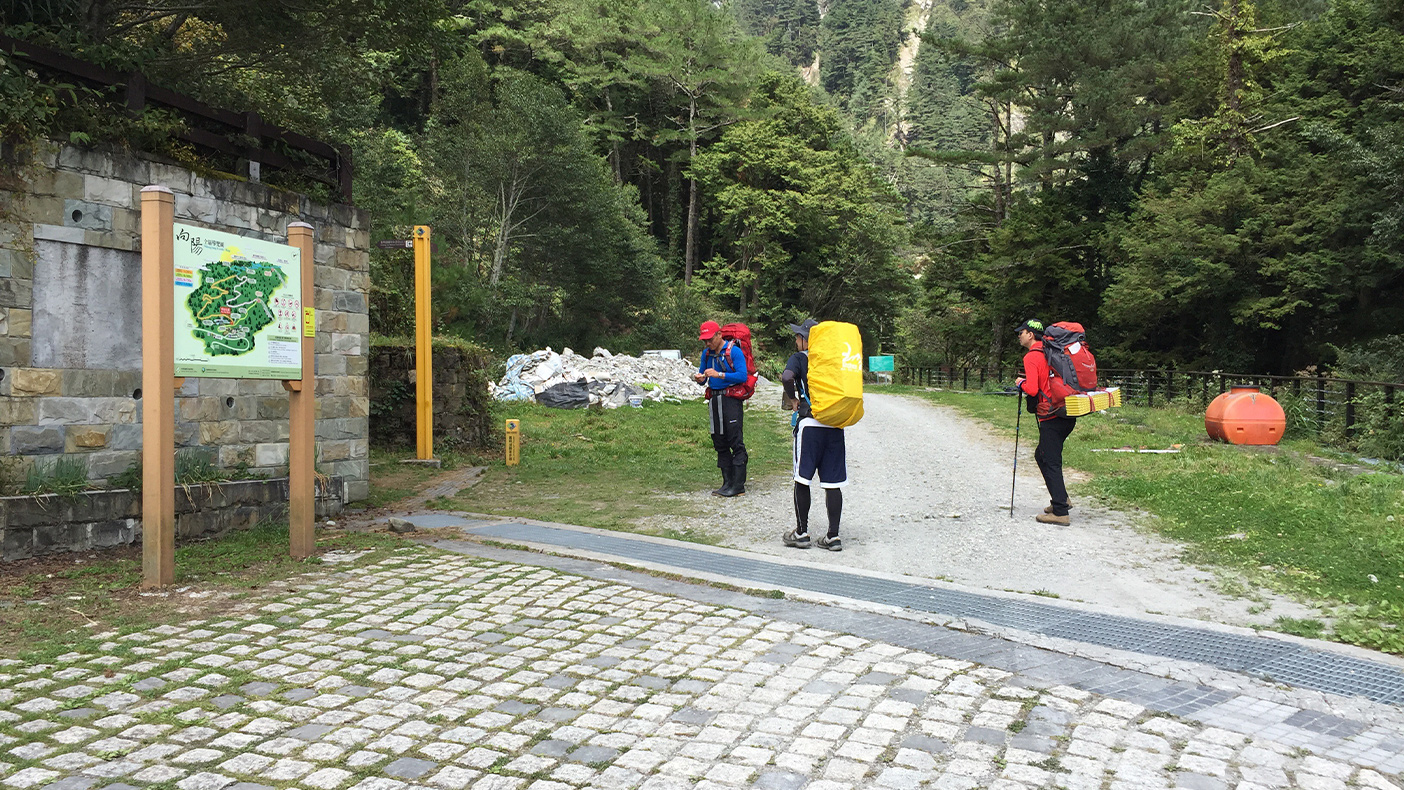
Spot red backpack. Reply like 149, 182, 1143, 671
705, 323, 758, 401
1041, 322, 1098, 417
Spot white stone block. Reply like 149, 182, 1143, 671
85, 176, 135, 206
255, 442, 289, 466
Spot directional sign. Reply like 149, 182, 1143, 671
377, 239, 440, 252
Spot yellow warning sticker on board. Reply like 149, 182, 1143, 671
303, 307, 315, 337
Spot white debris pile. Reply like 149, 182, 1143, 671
490, 346, 704, 408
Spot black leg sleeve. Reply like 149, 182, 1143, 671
825, 488, 842, 538
793, 482, 810, 534
1034, 417, 1076, 515
710, 395, 731, 468
722, 395, 747, 467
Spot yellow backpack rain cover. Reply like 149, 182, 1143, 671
808, 321, 864, 428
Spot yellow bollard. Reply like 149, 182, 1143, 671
505, 419, 520, 466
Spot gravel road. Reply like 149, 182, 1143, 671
650, 392, 1319, 628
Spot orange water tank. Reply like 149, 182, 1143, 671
1204, 386, 1286, 445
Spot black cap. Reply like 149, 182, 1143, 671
788, 318, 820, 338
1014, 319, 1044, 336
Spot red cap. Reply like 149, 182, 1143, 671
698, 320, 721, 340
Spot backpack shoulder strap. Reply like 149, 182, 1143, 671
717, 341, 734, 372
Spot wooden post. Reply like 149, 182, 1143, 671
285, 223, 316, 559
414, 225, 434, 460
140, 186, 176, 589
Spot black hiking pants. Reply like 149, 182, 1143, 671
1035, 416, 1076, 516
708, 393, 748, 468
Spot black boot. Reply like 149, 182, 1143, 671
718, 463, 746, 497
711, 467, 730, 496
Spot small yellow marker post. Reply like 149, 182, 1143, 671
505, 419, 520, 466
414, 225, 433, 460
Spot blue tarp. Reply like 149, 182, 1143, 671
494, 354, 537, 402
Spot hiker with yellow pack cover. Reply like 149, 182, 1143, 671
781, 319, 864, 552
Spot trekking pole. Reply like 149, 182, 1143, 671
1010, 389, 1022, 518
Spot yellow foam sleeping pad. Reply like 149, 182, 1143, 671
1063, 386, 1123, 416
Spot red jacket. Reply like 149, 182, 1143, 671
1019, 341, 1058, 421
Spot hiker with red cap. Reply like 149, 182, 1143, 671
693, 320, 750, 497
1014, 319, 1077, 525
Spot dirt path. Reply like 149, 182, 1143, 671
647, 392, 1320, 628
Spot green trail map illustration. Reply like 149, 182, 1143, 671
173, 223, 302, 379
188, 261, 286, 355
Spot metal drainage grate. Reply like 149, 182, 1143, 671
1252, 650, 1404, 704
1040, 613, 1180, 652
1141, 630, 1301, 672
880, 589, 1075, 633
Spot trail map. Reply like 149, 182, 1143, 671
173, 223, 302, 379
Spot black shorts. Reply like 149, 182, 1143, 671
793, 419, 847, 488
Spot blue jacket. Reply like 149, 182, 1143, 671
699, 342, 748, 390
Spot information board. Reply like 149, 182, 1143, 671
173, 224, 302, 379
868, 355, 895, 372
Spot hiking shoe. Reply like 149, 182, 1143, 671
1036, 513, 1070, 526
1043, 503, 1072, 514
817, 535, 843, 551
783, 530, 811, 549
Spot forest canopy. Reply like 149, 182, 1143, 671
4, 0, 1402, 375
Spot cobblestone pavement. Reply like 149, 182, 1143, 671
3, 547, 1402, 790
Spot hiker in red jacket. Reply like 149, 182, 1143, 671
694, 320, 749, 497
1015, 319, 1076, 526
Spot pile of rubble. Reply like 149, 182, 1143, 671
490, 347, 705, 408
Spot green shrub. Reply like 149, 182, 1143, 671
21, 457, 90, 496
1277, 390, 1321, 441
175, 450, 224, 484
1348, 391, 1404, 462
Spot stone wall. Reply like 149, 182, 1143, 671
0, 142, 371, 501
0, 476, 346, 561
370, 340, 497, 450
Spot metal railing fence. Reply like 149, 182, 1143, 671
899, 366, 1401, 440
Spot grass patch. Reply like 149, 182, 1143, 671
21, 456, 90, 496
418, 400, 792, 532
361, 447, 472, 509
892, 385, 1404, 653
0, 521, 411, 661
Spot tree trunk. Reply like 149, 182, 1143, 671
1224, 0, 1248, 157
605, 90, 622, 184
988, 315, 1004, 370
490, 172, 519, 288
990, 100, 1006, 225
490, 205, 511, 289
684, 96, 700, 285
1003, 102, 1013, 220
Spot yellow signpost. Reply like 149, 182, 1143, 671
414, 225, 434, 461
505, 419, 520, 466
